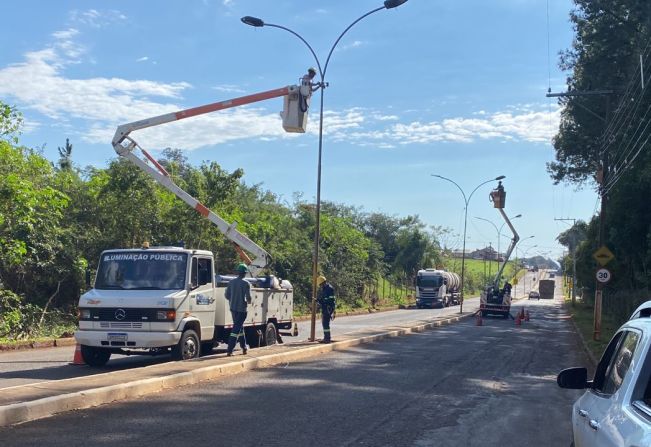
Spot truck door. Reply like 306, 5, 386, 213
189, 256, 217, 340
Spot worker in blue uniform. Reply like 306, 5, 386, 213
226, 263, 252, 356
316, 275, 336, 343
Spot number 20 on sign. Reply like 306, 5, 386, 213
596, 268, 612, 284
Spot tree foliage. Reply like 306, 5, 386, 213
552, 2, 651, 317
0, 100, 449, 322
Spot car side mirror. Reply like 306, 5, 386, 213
557, 367, 588, 389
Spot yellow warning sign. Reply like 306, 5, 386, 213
593, 246, 614, 266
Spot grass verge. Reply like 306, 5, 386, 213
564, 295, 618, 360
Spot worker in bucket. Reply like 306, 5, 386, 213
302, 67, 317, 90
225, 263, 252, 356
316, 275, 336, 343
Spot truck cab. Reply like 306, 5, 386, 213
416, 269, 448, 308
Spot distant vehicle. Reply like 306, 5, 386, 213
539, 279, 555, 299
557, 305, 651, 446
528, 291, 540, 300
415, 269, 460, 308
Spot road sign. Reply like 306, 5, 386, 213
593, 246, 614, 266
596, 268, 612, 284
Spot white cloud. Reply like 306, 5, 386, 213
69, 9, 127, 28
212, 84, 246, 94
337, 40, 365, 52
136, 56, 149, 63
326, 106, 560, 147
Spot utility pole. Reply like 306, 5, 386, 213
555, 217, 577, 306
547, 89, 614, 341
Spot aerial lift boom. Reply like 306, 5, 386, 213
111, 82, 308, 276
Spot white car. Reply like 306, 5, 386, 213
557, 310, 651, 446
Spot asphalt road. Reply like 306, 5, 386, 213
0, 271, 542, 390
0, 277, 588, 446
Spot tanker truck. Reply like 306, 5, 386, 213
415, 269, 461, 308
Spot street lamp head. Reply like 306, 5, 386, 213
241, 16, 265, 27
513, 214, 522, 219
495, 175, 506, 181
384, 0, 408, 8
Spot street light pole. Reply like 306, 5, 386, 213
432, 174, 505, 313
242, 0, 409, 342
520, 242, 537, 296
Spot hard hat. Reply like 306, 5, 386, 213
308, 67, 317, 75
237, 263, 248, 273
317, 275, 326, 286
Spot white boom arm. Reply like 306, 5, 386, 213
493, 208, 520, 288
111, 85, 301, 276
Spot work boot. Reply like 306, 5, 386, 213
226, 352, 233, 357
242, 348, 247, 355
319, 339, 331, 344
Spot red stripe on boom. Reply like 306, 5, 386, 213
175, 87, 290, 121
195, 203, 210, 217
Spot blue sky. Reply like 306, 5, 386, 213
0, 0, 597, 261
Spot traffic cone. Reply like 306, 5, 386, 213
69, 343, 85, 365
525, 310, 530, 322
515, 313, 522, 326
476, 313, 483, 326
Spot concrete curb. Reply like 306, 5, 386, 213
0, 312, 471, 427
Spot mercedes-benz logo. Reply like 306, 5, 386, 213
115, 308, 126, 320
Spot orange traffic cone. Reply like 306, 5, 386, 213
525, 310, 530, 322
515, 314, 522, 326
70, 343, 85, 365
476, 313, 483, 326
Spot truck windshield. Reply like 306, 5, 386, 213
95, 252, 188, 290
417, 276, 443, 288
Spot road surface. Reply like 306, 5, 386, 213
0, 276, 588, 446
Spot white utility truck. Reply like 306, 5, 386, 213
75, 78, 312, 366
415, 269, 460, 308
76, 246, 294, 366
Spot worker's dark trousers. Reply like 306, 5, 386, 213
227, 311, 247, 353
321, 305, 331, 341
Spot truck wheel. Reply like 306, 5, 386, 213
172, 329, 200, 361
80, 345, 111, 367
245, 327, 262, 348
261, 322, 277, 347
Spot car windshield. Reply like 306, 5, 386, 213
95, 251, 187, 290
417, 276, 443, 288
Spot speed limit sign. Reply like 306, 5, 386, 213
596, 268, 612, 284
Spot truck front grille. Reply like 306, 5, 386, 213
99, 322, 143, 329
